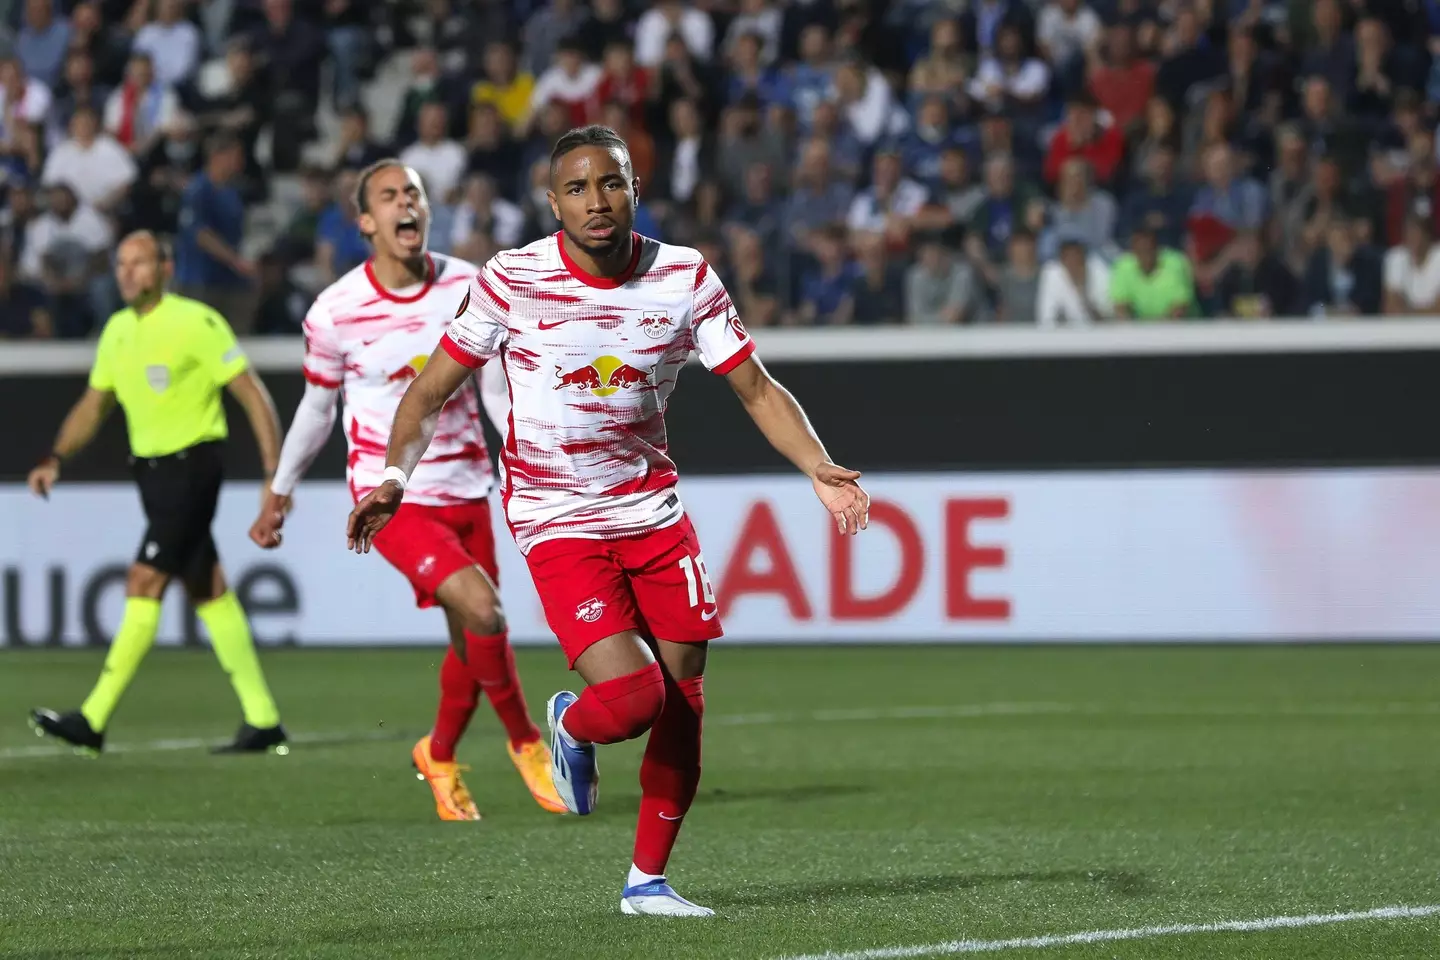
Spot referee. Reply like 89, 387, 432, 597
27, 230, 288, 755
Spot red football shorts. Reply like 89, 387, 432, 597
524, 516, 724, 667
370, 499, 499, 608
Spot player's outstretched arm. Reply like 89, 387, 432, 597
725, 356, 870, 536
250, 382, 340, 548
28, 387, 116, 500
346, 346, 474, 553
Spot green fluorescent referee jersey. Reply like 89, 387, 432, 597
87, 294, 249, 458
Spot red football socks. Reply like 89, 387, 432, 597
633, 674, 705, 877
560, 661, 666, 744
463, 631, 542, 749
430, 647, 478, 762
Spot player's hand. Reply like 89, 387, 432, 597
27, 459, 59, 500
347, 480, 403, 554
812, 462, 869, 536
249, 490, 292, 549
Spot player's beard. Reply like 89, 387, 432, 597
562, 223, 632, 267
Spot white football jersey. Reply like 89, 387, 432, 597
441, 232, 756, 553
303, 253, 496, 506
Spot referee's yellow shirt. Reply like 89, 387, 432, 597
87, 294, 250, 458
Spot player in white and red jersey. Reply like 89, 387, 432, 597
249, 160, 564, 822
347, 128, 869, 915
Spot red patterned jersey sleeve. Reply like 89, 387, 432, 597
441, 256, 511, 369
301, 300, 343, 388
690, 258, 756, 375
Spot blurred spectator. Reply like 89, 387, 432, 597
905, 231, 987, 325
837, 231, 905, 325
807, 99, 862, 183
1130, 96, 1180, 187
848, 149, 928, 244
67, 1, 129, 88
1295, 157, 1352, 268
650, 97, 711, 213
1044, 94, 1124, 188
1037, 0, 1102, 95
922, 146, 984, 231
789, 24, 836, 133
1223, 29, 1273, 122
194, 40, 267, 199
523, 0, 587, 77
1154, 7, 1223, 109
1269, 125, 1314, 268
600, 101, 652, 185
727, 226, 780, 327
1300, 0, 1354, 102
727, 30, 789, 107
251, 0, 324, 170
334, 105, 389, 171
961, 0, 1030, 56
648, 34, 717, 125
530, 37, 602, 129
132, 0, 201, 90
1109, 226, 1195, 320
17, 0, 69, 89
19, 182, 111, 338
903, 95, 972, 187
321, 0, 371, 110
994, 230, 1041, 324
1381, 130, 1440, 247
725, 161, 784, 260
1301, 217, 1383, 317
1295, 76, 1365, 181
797, 224, 858, 324
1188, 143, 1268, 297
1037, 234, 1111, 326
315, 167, 367, 285
718, 95, 786, 199
1215, 229, 1300, 318
465, 103, 522, 199
968, 153, 1040, 262
833, 58, 906, 147
1120, 142, 1190, 248
46, 50, 108, 149
175, 133, 255, 330
1382, 214, 1440, 315
580, 0, 632, 63
453, 173, 525, 257
725, 0, 783, 65
0, 57, 52, 177
252, 251, 307, 335
1088, 23, 1154, 136
970, 24, 1050, 127
41, 104, 135, 212
1040, 158, 1117, 261
401, 102, 467, 204
472, 42, 534, 134
276, 165, 333, 264
104, 52, 179, 158
785, 138, 853, 249
589, 40, 649, 130
635, 0, 714, 69
0, 255, 49, 338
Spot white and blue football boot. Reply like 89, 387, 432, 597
620, 879, 715, 917
546, 691, 598, 815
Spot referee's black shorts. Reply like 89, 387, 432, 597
131, 440, 224, 588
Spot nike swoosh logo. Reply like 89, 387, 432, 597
537, 318, 576, 330
658, 812, 685, 821
700, 608, 718, 621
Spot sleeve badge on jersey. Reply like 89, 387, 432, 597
454, 289, 470, 319
727, 309, 747, 341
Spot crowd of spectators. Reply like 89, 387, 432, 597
5, 0, 1440, 339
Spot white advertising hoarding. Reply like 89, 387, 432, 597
4, 468, 1439, 647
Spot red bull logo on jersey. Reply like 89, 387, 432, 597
639, 311, 673, 339
553, 355, 652, 397
387, 354, 429, 383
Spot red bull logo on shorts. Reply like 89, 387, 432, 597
553, 355, 652, 397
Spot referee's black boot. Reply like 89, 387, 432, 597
28, 708, 104, 757
212, 722, 289, 755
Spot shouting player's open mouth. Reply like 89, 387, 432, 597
396, 215, 422, 247
584, 218, 616, 241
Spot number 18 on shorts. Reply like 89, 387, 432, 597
523, 517, 724, 667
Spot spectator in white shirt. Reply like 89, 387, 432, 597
1037, 234, 1113, 326
40, 105, 136, 212
1037, 0, 1103, 79
635, 0, 715, 68
969, 24, 1051, 117
103, 52, 180, 156
1383, 214, 1440, 315
132, 0, 203, 89
452, 173, 526, 258
724, 0, 783, 65
400, 102, 468, 204
832, 59, 907, 146
20, 182, 115, 334
528, 38, 602, 128
0, 55, 53, 140
847, 149, 929, 237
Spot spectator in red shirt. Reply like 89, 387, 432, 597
1043, 94, 1125, 188
1087, 23, 1154, 135
587, 40, 650, 131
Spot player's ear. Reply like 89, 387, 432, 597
357, 212, 377, 239
546, 190, 560, 222
631, 177, 641, 207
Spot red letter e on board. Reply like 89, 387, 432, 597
945, 498, 1011, 621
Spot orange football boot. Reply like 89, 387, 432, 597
508, 738, 567, 814
412, 735, 481, 821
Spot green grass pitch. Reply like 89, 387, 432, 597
1, 644, 1437, 959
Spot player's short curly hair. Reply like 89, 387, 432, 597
549, 125, 631, 179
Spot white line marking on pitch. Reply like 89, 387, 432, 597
6, 700, 1435, 760
773, 904, 1440, 960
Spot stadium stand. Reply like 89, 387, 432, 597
2, 0, 1439, 338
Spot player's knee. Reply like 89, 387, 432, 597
605, 662, 668, 740
460, 598, 505, 637
126, 564, 168, 599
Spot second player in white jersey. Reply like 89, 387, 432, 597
280, 253, 509, 505
440, 231, 754, 552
